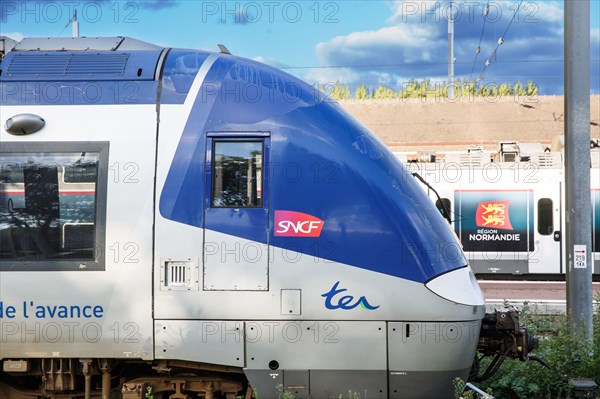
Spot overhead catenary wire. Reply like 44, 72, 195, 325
279, 59, 599, 70
469, 0, 491, 82
475, 0, 525, 84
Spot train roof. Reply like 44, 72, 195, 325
4, 36, 163, 52
0, 36, 165, 82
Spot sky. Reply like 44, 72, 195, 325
1, 0, 599, 94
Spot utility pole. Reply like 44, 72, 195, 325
65, 9, 79, 38
72, 9, 79, 38
565, 0, 592, 341
448, 1, 455, 99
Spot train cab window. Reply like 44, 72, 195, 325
537, 198, 554, 235
211, 141, 263, 208
0, 143, 108, 271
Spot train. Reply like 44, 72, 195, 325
0, 36, 534, 399
400, 139, 600, 279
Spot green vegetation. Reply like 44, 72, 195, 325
354, 84, 369, 100
475, 301, 600, 399
454, 378, 477, 399
339, 390, 361, 399
323, 79, 540, 100
275, 384, 296, 399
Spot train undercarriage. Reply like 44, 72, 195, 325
0, 308, 538, 399
0, 359, 248, 399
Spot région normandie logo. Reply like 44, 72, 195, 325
475, 200, 513, 230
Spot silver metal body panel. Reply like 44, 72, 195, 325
388, 321, 481, 371
203, 230, 269, 291
155, 320, 244, 367
246, 369, 388, 399
0, 104, 156, 360
245, 321, 387, 370
12, 37, 162, 52
14, 37, 124, 51
0, 36, 18, 55
388, 368, 471, 399
246, 367, 469, 398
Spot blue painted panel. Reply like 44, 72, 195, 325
158, 58, 235, 227
203, 137, 270, 243
0, 49, 161, 105
159, 54, 466, 283
0, 51, 162, 81
0, 81, 158, 105
160, 50, 211, 104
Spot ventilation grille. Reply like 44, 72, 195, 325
444, 152, 486, 167
458, 153, 485, 167
530, 152, 561, 168
168, 262, 187, 285
160, 259, 198, 291
5, 52, 129, 78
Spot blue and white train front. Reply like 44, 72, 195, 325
152, 49, 487, 398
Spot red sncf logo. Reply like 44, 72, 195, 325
274, 211, 324, 237
475, 200, 513, 230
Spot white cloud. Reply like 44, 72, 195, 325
303, 67, 361, 87
534, 1, 563, 23
307, 0, 578, 94
314, 24, 445, 69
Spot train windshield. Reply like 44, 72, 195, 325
0, 152, 99, 263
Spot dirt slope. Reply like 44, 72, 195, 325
340, 95, 600, 153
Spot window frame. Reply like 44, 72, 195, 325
0, 141, 109, 272
537, 197, 554, 236
209, 138, 265, 209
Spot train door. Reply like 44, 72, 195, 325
203, 133, 270, 290
529, 182, 562, 273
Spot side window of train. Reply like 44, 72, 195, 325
537, 198, 554, 235
435, 198, 452, 221
0, 142, 108, 271
211, 141, 263, 208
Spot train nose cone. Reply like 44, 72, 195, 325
425, 266, 485, 306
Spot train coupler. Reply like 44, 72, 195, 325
470, 306, 539, 382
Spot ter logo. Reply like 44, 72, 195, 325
476, 200, 513, 230
321, 281, 379, 310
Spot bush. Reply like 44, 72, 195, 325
477, 300, 600, 398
